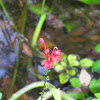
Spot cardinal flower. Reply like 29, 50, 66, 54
39, 38, 64, 69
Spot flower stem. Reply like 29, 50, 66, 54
31, 13, 46, 48
42, 0, 45, 13
41, 69, 49, 100
0, 0, 19, 33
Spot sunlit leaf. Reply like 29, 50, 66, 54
68, 54, 77, 61
68, 92, 85, 99
59, 73, 69, 84
94, 93, 100, 99
66, 69, 76, 76
68, 54, 79, 66
79, 0, 100, 5
79, 58, 94, 67
55, 65, 64, 71
69, 60, 79, 67
70, 77, 82, 88
95, 44, 100, 53
60, 61, 67, 67
79, 69, 91, 86
92, 60, 100, 72
0, 93, 2, 99
89, 79, 100, 94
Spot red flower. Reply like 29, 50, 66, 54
39, 38, 64, 69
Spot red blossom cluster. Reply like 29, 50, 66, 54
39, 38, 64, 69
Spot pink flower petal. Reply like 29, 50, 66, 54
42, 52, 47, 60
39, 38, 46, 52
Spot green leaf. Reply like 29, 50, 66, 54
68, 93, 85, 99
59, 73, 69, 84
66, 69, 76, 76
61, 54, 67, 62
89, 79, 100, 94
60, 61, 67, 67
55, 65, 64, 71
69, 60, 79, 67
79, 0, 100, 5
68, 54, 77, 62
92, 60, 100, 72
95, 44, 100, 53
29, 5, 49, 15
29, 5, 42, 15
70, 77, 82, 88
79, 58, 94, 67
94, 93, 100, 99
85, 98, 92, 100
0, 93, 2, 99
64, 24, 73, 32
68, 54, 79, 66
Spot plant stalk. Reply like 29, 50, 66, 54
41, 70, 49, 100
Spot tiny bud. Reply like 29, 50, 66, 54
39, 38, 44, 44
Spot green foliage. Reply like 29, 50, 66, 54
79, 0, 100, 5
59, 73, 69, 84
61, 54, 67, 62
89, 79, 100, 94
68, 92, 85, 99
59, 14, 73, 32
61, 61, 67, 67
79, 58, 94, 67
68, 54, 79, 66
55, 54, 94, 84
85, 98, 92, 100
92, 93, 100, 100
64, 24, 73, 32
95, 44, 100, 53
29, 5, 49, 15
94, 93, 100, 99
68, 54, 77, 61
70, 77, 82, 88
66, 69, 76, 76
29, 5, 42, 15
0, 93, 2, 99
55, 65, 64, 71
92, 60, 100, 72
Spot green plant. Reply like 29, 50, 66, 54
92, 93, 100, 100
0, 93, 2, 100
95, 44, 100, 53
54, 54, 94, 84
79, 0, 100, 5
8, 81, 75, 100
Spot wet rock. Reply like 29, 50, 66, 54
46, 14, 63, 28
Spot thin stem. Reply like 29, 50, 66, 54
8, 81, 75, 100
42, 0, 45, 13
21, 0, 29, 34
41, 70, 49, 100
31, 13, 46, 48
7, 0, 29, 93
0, 0, 19, 33
8, 43, 22, 93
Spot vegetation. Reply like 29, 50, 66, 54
0, 0, 100, 100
